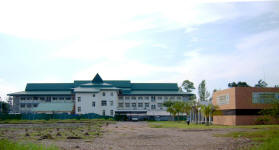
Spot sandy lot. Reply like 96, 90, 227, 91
1, 122, 252, 150
58, 122, 251, 150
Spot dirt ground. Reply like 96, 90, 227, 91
50, 122, 251, 150
1, 122, 253, 150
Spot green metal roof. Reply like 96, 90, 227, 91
9, 74, 190, 96
124, 90, 189, 95
8, 91, 72, 96
92, 73, 103, 84
74, 80, 131, 88
25, 83, 73, 91
32, 102, 73, 112
131, 83, 178, 91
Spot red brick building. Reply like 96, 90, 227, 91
212, 87, 279, 125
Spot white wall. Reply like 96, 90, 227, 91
75, 90, 118, 116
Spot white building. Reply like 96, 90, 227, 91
8, 74, 192, 117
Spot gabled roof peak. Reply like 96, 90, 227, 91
92, 73, 103, 84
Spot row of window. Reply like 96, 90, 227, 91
118, 96, 181, 101
78, 99, 114, 107
20, 97, 72, 100
92, 92, 114, 97
20, 103, 38, 108
77, 107, 113, 116
118, 102, 163, 108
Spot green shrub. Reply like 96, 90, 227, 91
255, 116, 270, 125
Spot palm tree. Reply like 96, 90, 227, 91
181, 102, 192, 121
173, 102, 183, 120
189, 101, 200, 124
167, 105, 178, 121
200, 104, 218, 125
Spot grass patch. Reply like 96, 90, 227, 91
214, 128, 279, 150
0, 119, 115, 124
0, 139, 59, 150
148, 121, 279, 129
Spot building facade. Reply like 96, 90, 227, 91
212, 87, 279, 125
8, 74, 191, 116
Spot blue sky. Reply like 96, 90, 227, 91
0, 0, 279, 100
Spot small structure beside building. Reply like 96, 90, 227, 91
212, 87, 279, 125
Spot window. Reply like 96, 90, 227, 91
59, 97, 64, 100
125, 103, 130, 107
110, 101, 113, 106
78, 107, 81, 112
118, 103, 123, 107
138, 97, 143, 100
177, 96, 181, 100
33, 97, 38, 100
52, 97, 57, 100
170, 96, 175, 100
158, 103, 163, 108
125, 96, 130, 100
158, 96, 162, 100
131, 96, 136, 100
151, 96, 155, 102
46, 97, 51, 102
110, 110, 113, 116
111, 92, 113, 96
103, 92, 106, 96
27, 97, 32, 100
119, 96, 123, 100
27, 103, 32, 108
66, 97, 71, 100
93, 94, 95, 97
144, 96, 149, 100
164, 96, 169, 100
33, 104, 38, 107
101, 100, 107, 106
132, 103, 136, 108
102, 110, 106, 116
20, 97, 25, 100
138, 103, 143, 107
40, 97, 45, 100
78, 97, 81, 102
151, 104, 156, 110
92, 101, 95, 107
145, 103, 149, 108
217, 94, 230, 105
20, 103, 25, 108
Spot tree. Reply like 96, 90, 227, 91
255, 79, 268, 87
200, 104, 218, 125
0, 101, 10, 114
198, 80, 210, 101
260, 99, 279, 120
181, 102, 191, 117
228, 81, 250, 87
167, 105, 178, 121
173, 102, 183, 120
181, 80, 195, 93
163, 101, 175, 107
189, 94, 196, 101
275, 85, 279, 88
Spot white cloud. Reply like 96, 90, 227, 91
53, 38, 142, 60
0, 0, 255, 40
74, 28, 279, 95
0, 79, 20, 101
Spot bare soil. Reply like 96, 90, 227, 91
1, 122, 253, 150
